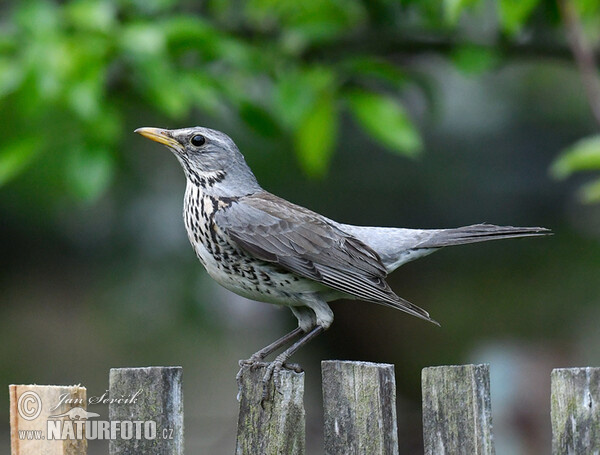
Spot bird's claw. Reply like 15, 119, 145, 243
238, 354, 265, 368
238, 358, 268, 369
236, 356, 304, 406
236, 357, 268, 388
259, 362, 303, 406
260, 360, 282, 406
283, 362, 303, 373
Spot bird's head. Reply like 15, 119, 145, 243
135, 126, 261, 196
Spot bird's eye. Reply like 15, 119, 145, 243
190, 135, 206, 147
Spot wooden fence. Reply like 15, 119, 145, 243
9, 363, 599, 454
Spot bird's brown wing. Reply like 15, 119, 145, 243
215, 192, 436, 324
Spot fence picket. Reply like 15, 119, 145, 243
11, 361, 600, 453
108, 366, 184, 455
321, 360, 399, 455
236, 364, 305, 455
551, 367, 600, 454
422, 364, 495, 455
9, 384, 87, 455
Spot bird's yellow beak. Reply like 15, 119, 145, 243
134, 127, 180, 148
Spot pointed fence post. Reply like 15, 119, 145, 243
551, 367, 600, 454
9, 384, 88, 455
108, 366, 183, 455
321, 360, 399, 455
236, 365, 305, 455
422, 364, 495, 455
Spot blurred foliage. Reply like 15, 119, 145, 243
0, 0, 599, 204
551, 135, 600, 202
1, 4, 599, 452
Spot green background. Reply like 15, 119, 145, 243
2, 1, 600, 453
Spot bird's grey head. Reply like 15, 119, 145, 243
135, 126, 261, 197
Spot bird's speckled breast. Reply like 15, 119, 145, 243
182, 184, 323, 305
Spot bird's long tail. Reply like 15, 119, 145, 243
335, 222, 550, 325
339, 222, 550, 273
416, 223, 550, 248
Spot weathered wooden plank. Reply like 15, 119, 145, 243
321, 360, 399, 455
422, 364, 495, 455
551, 367, 600, 454
236, 364, 305, 455
9, 384, 87, 455
108, 366, 183, 455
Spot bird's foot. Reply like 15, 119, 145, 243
236, 356, 304, 406
260, 359, 283, 406
238, 354, 267, 369
236, 358, 268, 388
260, 360, 303, 406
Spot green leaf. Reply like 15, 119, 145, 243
0, 137, 42, 186
138, 59, 190, 119
294, 96, 337, 177
579, 178, 600, 203
84, 106, 122, 143
451, 45, 500, 74
575, 0, 600, 18
213, 37, 262, 70
346, 90, 422, 157
68, 77, 102, 119
65, 0, 116, 33
274, 67, 335, 129
275, 72, 313, 129
181, 73, 221, 115
342, 57, 408, 88
499, 0, 540, 35
0, 58, 24, 99
239, 101, 282, 138
444, 0, 480, 24
245, 0, 364, 43
126, 0, 178, 14
15, 0, 60, 36
119, 22, 166, 58
275, 71, 315, 129
161, 16, 215, 50
551, 135, 600, 179
66, 145, 114, 202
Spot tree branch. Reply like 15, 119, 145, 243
225, 25, 580, 64
557, 0, 600, 127
301, 32, 578, 63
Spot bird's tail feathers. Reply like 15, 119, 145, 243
418, 224, 551, 249
378, 295, 440, 327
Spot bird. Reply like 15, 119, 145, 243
135, 126, 549, 398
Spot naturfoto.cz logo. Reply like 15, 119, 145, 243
16, 390, 174, 442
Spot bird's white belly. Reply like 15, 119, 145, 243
189, 236, 326, 305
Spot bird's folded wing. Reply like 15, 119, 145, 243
214, 192, 436, 324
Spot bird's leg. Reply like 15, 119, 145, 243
261, 326, 324, 404
236, 327, 304, 385
240, 327, 304, 365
